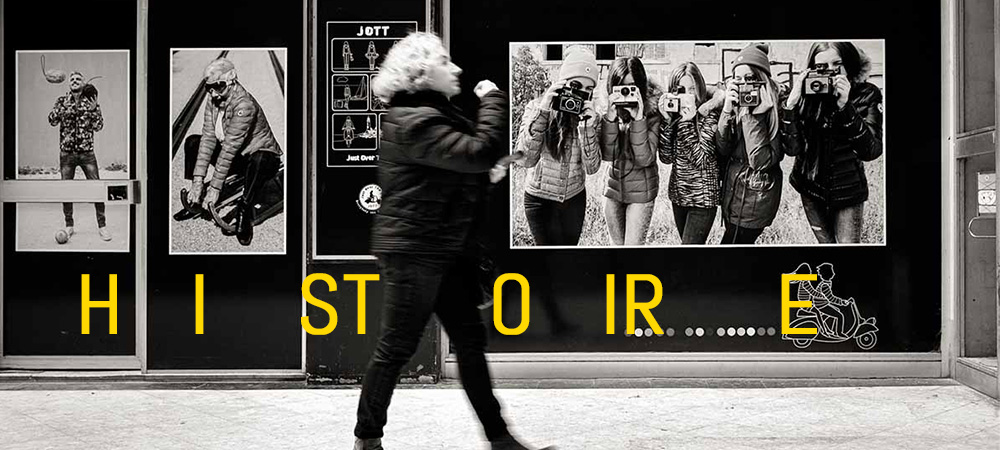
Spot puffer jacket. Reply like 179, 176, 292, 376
601, 93, 661, 204
515, 98, 601, 202
659, 110, 721, 208
780, 82, 883, 209
717, 99, 785, 229
194, 82, 282, 192
371, 90, 508, 255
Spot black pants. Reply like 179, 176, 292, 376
722, 220, 764, 245
672, 205, 717, 245
183, 134, 280, 209
60, 151, 106, 228
355, 253, 508, 440
523, 190, 586, 246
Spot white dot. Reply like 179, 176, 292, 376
737, 328, 746, 337
757, 327, 766, 336
767, 327, 776, 336
644, 328, 653, 337
666, 328, 675, 337
685, 328, 694, 337
717, 328, 725, 337
695, 328, 705, 337
727, 327, 736, 337
635, 328, 643, 337
747, 327, 757, 337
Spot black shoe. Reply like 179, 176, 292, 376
173, 208, 200, 221
354, 437, 383, 450
236, 204, 254, 246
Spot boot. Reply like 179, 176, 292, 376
490, 434, 555, 450
354, 437, 383, 450
236, 202, 254, 246
173, 208, 200, 221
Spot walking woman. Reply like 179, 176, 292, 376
515, 46, 601, 246
601, 56, 661, 246
781, 42, 883, 243
658, 62, 722, 245
717, 43, 785, 244
356, 32, 551, 450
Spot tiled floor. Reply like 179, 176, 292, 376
0, 382, 998, 449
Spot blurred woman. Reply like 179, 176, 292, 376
781, 42, 883, 243
357, 32, 550, 450
600, 56, 661, 246
717, 43, 785, 244
658, 62, 722, 244
515, 46, 601, 246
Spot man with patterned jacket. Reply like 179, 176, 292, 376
178, 58, 282, 246
49, 71, 111, 242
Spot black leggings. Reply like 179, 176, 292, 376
355, 253, 508, 440
722, 220, 764, 245
523, 190, 586, 246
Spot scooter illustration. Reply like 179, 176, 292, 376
782, 263, 879, 350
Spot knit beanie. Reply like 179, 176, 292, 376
734, 43, 771, 76
558, 47, 598, 84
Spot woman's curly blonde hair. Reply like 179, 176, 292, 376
371, 32, 449, 103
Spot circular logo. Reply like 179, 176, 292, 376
357, 184, 382, 214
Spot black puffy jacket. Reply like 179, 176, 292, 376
370, 90, 508, 255
780, 82, 883, 209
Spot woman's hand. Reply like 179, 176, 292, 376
785, 72, 805, 109
489, 152, 525, 184
474, 80, 499, 98
540, 80, 567, 111
603, 90, 621, 122
722, 79, 740, 114
580, 100, 599, 126
833, 74, 851, 110
623, 97, 644, 122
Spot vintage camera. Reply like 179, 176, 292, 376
661, 86, 684, 113
611, 84, 642, 108
552, 81, 593, 115
736, 81, 763, 108
804, 67, 840, 96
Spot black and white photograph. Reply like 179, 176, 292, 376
509, 40, 886, 247
15, 50, 131, 253
169, 48, 287, 255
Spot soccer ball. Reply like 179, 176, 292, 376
54, 229, 69, 244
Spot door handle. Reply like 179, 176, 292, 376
968, 215, 996, 239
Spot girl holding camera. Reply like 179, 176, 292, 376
515, 47, 601, 246
717, 43, 785, 244
600, 56, 661, 246
658, 62, 722, 245
780, 42, 883, 243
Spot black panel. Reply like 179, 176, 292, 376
449, 0, 941, 352
3, 0, 137, 356
307, 0, 434, 379
146, 0, 303, 369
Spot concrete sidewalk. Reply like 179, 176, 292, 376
1, 380, 998, 449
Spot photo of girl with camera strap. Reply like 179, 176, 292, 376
600, 56, 662, 246
717, 43, 786, 245
780, 42, 884, 244
514, 47, 601, 246
658, 62, 726, 245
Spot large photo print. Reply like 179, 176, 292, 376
16, 50, 131, 252
169, 48, 287, 255
510, 41, 885, 247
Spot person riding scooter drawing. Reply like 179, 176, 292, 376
797, 262, 850, 338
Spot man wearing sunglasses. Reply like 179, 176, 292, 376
176, 58, 282, 246
48, 70, 111, 243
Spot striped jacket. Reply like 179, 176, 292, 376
658, 110, 721, 209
